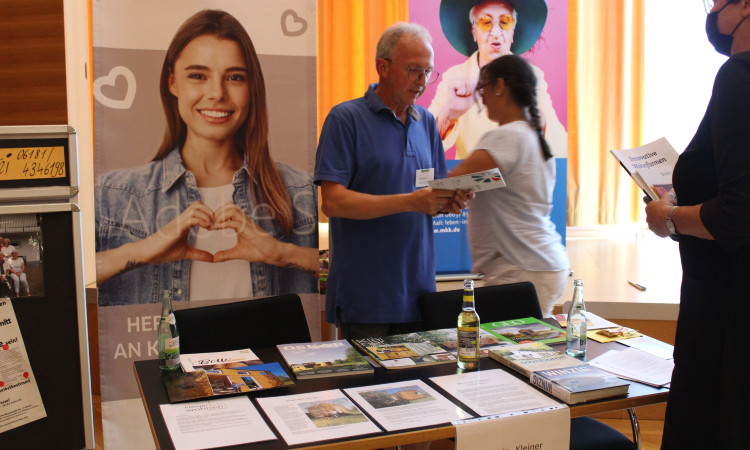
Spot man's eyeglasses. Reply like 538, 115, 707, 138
473, 14, 516, 33
384, 58, 439, 84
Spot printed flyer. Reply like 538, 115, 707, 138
0, 298, 46, 433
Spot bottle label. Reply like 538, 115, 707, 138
163, 313, 176, 326
163, 337, 180, 366
463, 294, 474, 303
457, 328, 479, 358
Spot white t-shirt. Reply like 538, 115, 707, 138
9, 257, 24, 274
189, 185, 252, 301
468, 120, 569, 272
1, 245, 15, 258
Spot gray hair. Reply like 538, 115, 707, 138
376, 22, 432, 62
469, 1, 518, 24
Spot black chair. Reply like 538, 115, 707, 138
418, 281, 542, 331
174, 293, 311, 354
418, 282, 638, 450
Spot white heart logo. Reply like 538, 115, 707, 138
94, 66, 136, 109
281, 9, 307, 37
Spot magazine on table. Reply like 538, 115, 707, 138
179, 348, 262, 373
488, 342, 586, 377
480, 317, 566, 344
163, 362, 294, 403
276, 339, 374, 379
351, 332, 458, 369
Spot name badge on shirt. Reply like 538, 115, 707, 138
415, 168, 435, 188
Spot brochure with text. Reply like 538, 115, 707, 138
344, 379, 473, 431
256, 389, 381, 446
160, 396, 276, 450
429, 168, 506, 192
429, 369, 562, 417
0, 298, 47, 433
610, 137, 680, 200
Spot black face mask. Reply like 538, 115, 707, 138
706, 2, 747, 56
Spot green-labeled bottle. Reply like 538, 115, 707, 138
158, 290, 181, 371
457, 279, 480, 370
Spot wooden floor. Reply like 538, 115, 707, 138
90, 225, 675, 448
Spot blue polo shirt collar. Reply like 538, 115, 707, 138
364, 83, 421, 122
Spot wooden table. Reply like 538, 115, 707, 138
135, 341, 668, 449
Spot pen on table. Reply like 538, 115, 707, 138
627, 280, 647, 291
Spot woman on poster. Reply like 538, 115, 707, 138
95, 9, 318, 306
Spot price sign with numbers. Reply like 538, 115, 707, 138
0, 146, 67, 181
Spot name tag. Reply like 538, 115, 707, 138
415, 168, 434, 188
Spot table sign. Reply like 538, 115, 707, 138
454, 405, 570, 450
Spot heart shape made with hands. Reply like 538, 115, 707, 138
176, 205, 269, 264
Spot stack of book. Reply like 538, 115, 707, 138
489, 342, 629, 404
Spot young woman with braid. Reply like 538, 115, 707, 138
448, 54, 569, 316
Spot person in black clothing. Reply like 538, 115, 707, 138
645, 0, 750, 448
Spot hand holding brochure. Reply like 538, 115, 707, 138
429, 168, 506, 192
610, 137, 680, 200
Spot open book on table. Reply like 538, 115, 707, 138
610, 137, 680, 200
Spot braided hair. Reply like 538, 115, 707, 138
479, 54, 553, 161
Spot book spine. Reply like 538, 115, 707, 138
530, 372, 574, 404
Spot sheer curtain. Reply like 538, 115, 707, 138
568, 0, 645, 225
317, 0, 408, 133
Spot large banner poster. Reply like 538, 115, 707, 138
93, 1, 318, 448
411, 0, 568, 273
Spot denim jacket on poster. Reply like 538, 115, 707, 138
95, 147, 318, 306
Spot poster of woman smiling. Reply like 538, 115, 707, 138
92, 2, 318, 447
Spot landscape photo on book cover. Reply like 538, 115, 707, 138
353, 332, 457, 368
481, 317, 565, 344
277, 340, 373, 378
423, 327, 511, 357
163, 362, 293, 402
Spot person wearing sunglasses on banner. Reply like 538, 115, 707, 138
95, 10, 318, 305
315, 23, 468, 340
428, 0, 565, 160
644, 0, 750, 447
447, 54, 568, 317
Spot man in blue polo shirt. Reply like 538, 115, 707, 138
315, 22, 469, 339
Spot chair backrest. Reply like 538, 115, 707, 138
174, 293, 311, 353
418, 281, 543, 330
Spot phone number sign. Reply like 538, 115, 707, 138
0, 147, 66, 180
